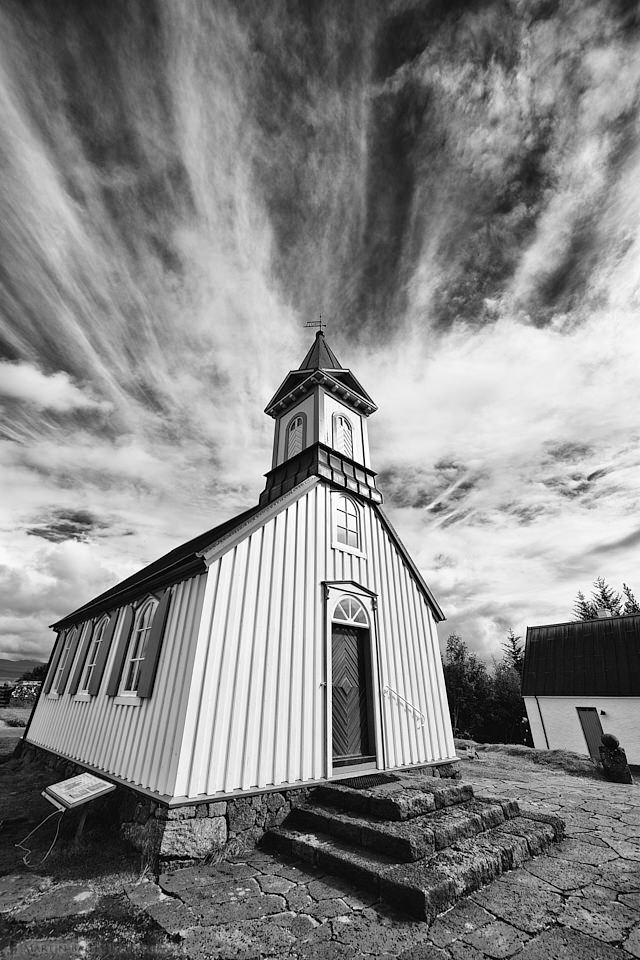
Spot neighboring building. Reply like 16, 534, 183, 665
24, 333, 455, 820
522, 614, 640, 764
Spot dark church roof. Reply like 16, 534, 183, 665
265, 331, 376, 417
52, 503, 264, 630
522, 614, 640, 697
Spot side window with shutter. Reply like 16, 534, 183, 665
44, 630, 67, 694
106, 589, 171, 700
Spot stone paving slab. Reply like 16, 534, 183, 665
4, 754, 640, 958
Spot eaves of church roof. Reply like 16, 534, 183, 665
264, 332, 376, 416
50, 502, 265, 629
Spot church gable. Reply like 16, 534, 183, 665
26, 330, 454, 802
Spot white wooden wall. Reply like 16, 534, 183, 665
524, 695, 640, 764
174, 482, 455, 798
26, 574, 206, 797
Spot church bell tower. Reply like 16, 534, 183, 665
260, 331, 383, 506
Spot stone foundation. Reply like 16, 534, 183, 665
17, 741, 458, 868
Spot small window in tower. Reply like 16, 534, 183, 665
335, 495, 360, 549
287, 415, 304, 458
333, 415, 353, 458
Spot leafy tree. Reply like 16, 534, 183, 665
442, 631, 529, 745
442, 634, 491, 741
20, 664, 47, 682
486, 660, 527, 744
502, 629, 524, 676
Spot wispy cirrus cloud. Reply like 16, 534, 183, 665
1, 0, 640, 663
0, 361, 113, 413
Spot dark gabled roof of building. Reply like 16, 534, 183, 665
265, 332, 376, 416
51, 502, 265, 630
522, 614, 640, 697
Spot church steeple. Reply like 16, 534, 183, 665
259, 331, 382, 507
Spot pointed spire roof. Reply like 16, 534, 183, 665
264, 330, 377, 417
298, 330, 342, 371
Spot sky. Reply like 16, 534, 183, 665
1, 0, 640, 663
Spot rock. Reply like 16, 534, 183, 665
599, 735, 633, 784
15, 884, 97, 920
124, 879, 167, 909
156, 804, 196, 820
227, 796, 257, 831
159, 816, 227, 859
0, 874, 50, 913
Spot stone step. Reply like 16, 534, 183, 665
313, 776, 474, 821
264, 813, 563, 922
291, 797, 520, 862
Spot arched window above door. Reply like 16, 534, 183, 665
332, 595, 368, 626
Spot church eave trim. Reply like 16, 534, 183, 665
265, 370, 377, 418
373, 505, 446, 623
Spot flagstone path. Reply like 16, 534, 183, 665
2, 752, 639, 958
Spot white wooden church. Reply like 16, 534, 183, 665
25, 333, 456, 805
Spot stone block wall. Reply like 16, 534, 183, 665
18, 741, 308, 868
18, 741, 458, 869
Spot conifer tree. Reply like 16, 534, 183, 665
573, 589, 597, 621
502, 629, 524, 675
623, 583, 640, 614
590, 576, 622, 616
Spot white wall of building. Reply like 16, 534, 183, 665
27, 480, 454, 801
524, 695, 640, 764
173, 480, 454, 799
274, 393, 315, 465
27, 573, 207, 797
320, 394, 369, 467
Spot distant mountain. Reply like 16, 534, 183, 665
0, 659, 46, 684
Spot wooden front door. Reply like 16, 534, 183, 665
331, 624, 375, 767
577, 707, 604, 760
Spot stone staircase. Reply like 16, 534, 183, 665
263, 772, 564, 922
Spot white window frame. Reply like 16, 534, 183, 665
333, 414, 353, 458
51, 631, 74, 695
332, 595, 369, 627
332, 494, 365, 557
119, 598, 157, 696
286, 414, 305, 458
78, 616, 109, 694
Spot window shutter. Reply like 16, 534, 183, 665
88, 612, 119, 696
68, 621, 94, 696
43, 630, 66, 694
137, 589, 172, 699
58, 626, 83, 694
106, 605, 134, 697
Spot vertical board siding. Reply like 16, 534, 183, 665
28, 482, 454, 802
176, 484, 454, 799
26, 574, 207, 796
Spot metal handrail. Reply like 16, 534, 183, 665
382, 684, 426, 728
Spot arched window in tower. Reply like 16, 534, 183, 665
287, 415, 304, 458
335, 496, 360, 549
333, 414, 353, 458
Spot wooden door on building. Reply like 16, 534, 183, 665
577, 707, 604, 760
331, 624, 375, 767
